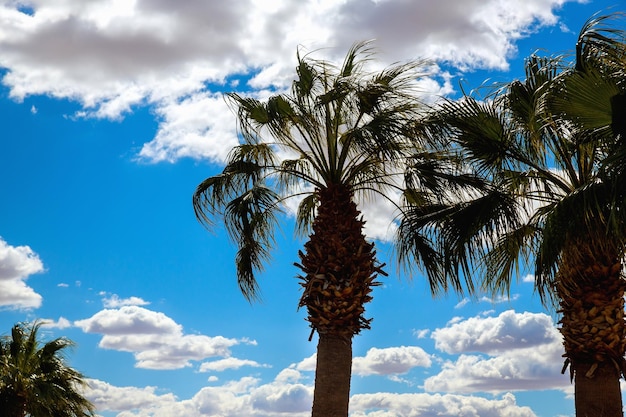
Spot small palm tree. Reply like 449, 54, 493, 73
193, 42, 430, 416
0, 321, 95, 417
398, 13, 626, 417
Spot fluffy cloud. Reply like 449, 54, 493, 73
350, 391, 537, 417
0, 0, 583, 242
0, 237, 44, 309
199, 357, 271, 372
425, 310, 569, 393
88, 373, 313, 417
432, 310, 558, 354
74, 306, 250, 369
86, 379, 178, 412
0, 0, 580, 165
353, 346, 432, 376
102, 294, 150, 308
295, 346, 431, 377
136, 92, 238, 164
41, 316, 72, 329
86, 366, 539, 417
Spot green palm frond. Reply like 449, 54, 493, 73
436, 97, 518, 174
551, 67, 621, 130
223, 185, 281, 300
193, 143, 277, 227
576, 12, 626, 72
484, 223, 540, 296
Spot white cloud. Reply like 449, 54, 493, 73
102, 294, 150, 308
85, 365, 541, 417
0, 0, 582, 165
360, 193, 401, 242
0, 237, 45, 309
199, 357, 270, 372
0, 0, 585, 245
86, 378, 178, 413
293, 353, 316, 372
413, 329, 430, 339
294, 346, 431, 378
432, 310, 557, 355
425, 310, 569, 393
41, 316, 72, 329
137, 92, 238, 163
454, 298, 470, 309
87, 373, 313, 417
353, 346, 432, 376
350, 391, 537, 417
74, 306, 250, 369
455, 294, 521, 310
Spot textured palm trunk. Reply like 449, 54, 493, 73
296, 183, 385, 417
558, 241, 625, 417
312, 333, 352, 417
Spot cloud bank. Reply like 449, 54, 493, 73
0, 0, 580, 164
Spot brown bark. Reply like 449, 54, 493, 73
296, 184, 383, 336
311, 332, 353, 417
295, 183, 386, 417
574, 361, 623, 417
558, 239, 626, 417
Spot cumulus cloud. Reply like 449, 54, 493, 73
199, 357, 270, 373
137, 92, 239, 163
102, 293, 150, 308
350, 391, 537, 417
425, 310, 568, 393
86, 379, 178, 413
432, 310, 557, 355
353, 346, 432, 376
0, 237, 45, 309
294, 346, 431, 378
74, 306, 251, 369
0, 0, 581, 165
293, 353, 316, 372
86, 366, 541, 417
88, 373, 313, 417
0, 0, 584, 243
41, 316, 72, 329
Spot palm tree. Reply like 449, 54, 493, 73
0, 321, 95, 417
193, 42, 431, 416
398, 14, 626, 417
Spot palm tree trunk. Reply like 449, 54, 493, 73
558, 242, 626, 417
312, 333, 352, 417
296, 183, 385, 417
574, 361, 623, 417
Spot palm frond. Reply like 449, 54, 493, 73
295, 193, 318, 236
223, 185, 282, 300
576, 12, 626, 72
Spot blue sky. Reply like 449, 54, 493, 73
0, 1, 623, 416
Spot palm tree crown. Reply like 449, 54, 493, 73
0, 321, 95, 417
398, 13, 626, 417
193, 41, 428, 300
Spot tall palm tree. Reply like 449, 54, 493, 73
398, 14, 626, 417
193, 42, 431, 417
0, 321, 95, 417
